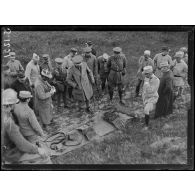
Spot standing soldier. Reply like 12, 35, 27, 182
6, 52, 24, 84
2, 65, 12, 89
86, 41, 97, 56
40, 54, 53, 72
11, 71, 34, 110
135, 50, 154, 97
25, 53, 40, 88
34, 69, 56, 132
97, 53, 110, 94
53, 58, 68, 112
107, 47, 127, 105
171, 51, 188, 102
153, 46, 173, 79
63, 48, 78, 100
179, 47, 188, 65
142, 66, 160, 131
67, 55, 95, 113
155, 62, 174, 118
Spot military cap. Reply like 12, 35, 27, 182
41, 69, 52, 79
83, 47, 92, 53
87, 41, 93, 46
19, 91, 33, 99
43, 54, 49, 58
103, 53, 109, 60
144, 50, 151, 56
70, 48, 78, 52
9, 52, 16, 56
113, 47, 122, 53
143, 66, 153, 74
55, 58, 63, 64
175, 51, 184, 58
72, 55, 83, 64
162, 46, 169, 51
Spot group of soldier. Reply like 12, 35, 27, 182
2, 40, 188, 164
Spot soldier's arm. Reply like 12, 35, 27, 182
153, 55, 158, 71
28, 110, 44, 136
107, 57, 111, 74
35, 84, 51, 100
66, 67, 77, 88
25, 64, 32, 85
93, 57, 98, 78
86, 64, 95, 84
18, 61, 24, 71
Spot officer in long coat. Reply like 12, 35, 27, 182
155, 62, 174, 118
66, 55, 95, 113
107, 47, 127, 105
34, 69, 55, 131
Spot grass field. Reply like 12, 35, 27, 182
4, 31, 190, 164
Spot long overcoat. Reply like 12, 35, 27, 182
155, 70, 174, 118
34, 77, 53, 125
66, 62, 94, 101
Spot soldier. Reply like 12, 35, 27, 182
67, 55, 95, 113
2, 65, 12, 89
179, 47, 188, 65
25, 53, 40, 88
135, 50, 154, 97
142, 66, 160, 131
11, 71, 34, 110
2, 89, 49, 164
171, 51, 188, 102
97, 53, 110, 93
14, 91, 45, 143
63, 48, 78, 100
53, 58, 68, 111
153, 46, 173, 79
6, 52, 24, 84
107, 47, 127, 105
34, 69, 56, 132
40, 54, 53, 72
86, 41, 97, 56
155, 62, 174, 118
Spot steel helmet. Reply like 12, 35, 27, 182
2, 88, 19, 105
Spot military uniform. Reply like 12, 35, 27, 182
53, 65, 67, 109
97, 55, 109, 91
153, 53, 172, 78
107, 53, 127, 101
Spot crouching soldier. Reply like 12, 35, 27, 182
107, 47, 127, 105
97, 53, 110, 94
142, 66, 160, 131
155, 62, 174, 118
2, 89, 50, 164
67, 55, 95, 113
135, 50, 154, 97
34, 69, 56, 132
53, 58, 68, 111
14, 91, 45, 143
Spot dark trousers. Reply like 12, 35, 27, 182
56, 85, 67, 108
68, 86, 73, 99
100, 73, 109, 91
135, 79, 143, 96
108, 83, 123, 101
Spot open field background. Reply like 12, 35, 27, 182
2, 31, 190, 164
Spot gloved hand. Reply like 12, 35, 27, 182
38, 147, 48, 158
